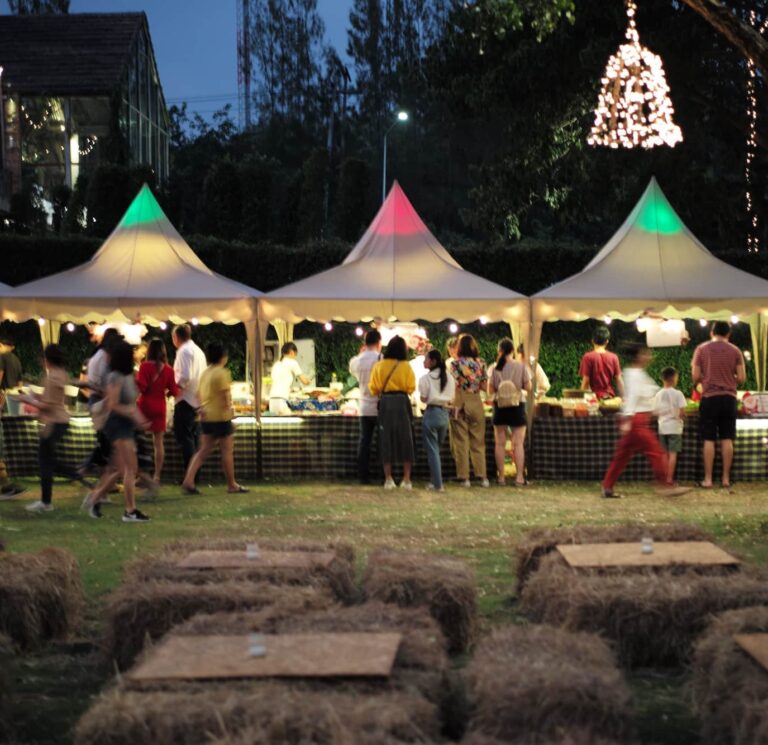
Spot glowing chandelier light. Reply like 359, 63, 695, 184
588, 0, 682, 149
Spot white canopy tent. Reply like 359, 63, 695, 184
262, 182, 530, 352
1, 184, 264, 405
531, 177, 768, 389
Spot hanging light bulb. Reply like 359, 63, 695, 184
731, 315, 739, 325
191, 318, 199, 326
699, 318, 708, 327
588, 0, 682, 149
66, 322, 75, 332
37, 318, 46, 327
355, 327, 364, 337
159, 321, 167, 331
324, 322, 333, 332
448, 323, 459, 334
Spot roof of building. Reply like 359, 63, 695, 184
0, 13, 146, 96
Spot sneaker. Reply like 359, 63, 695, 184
481, 478, 490, 488
425, 483, 445, 493
122, 509, 150, 523
0, 484, 27, 501
25, 500, 53, 513
461, 480, 471, 488
601, 486, 623, 499
383, 478, 396, 490
400, 480, 413, 490
88, 503, 102, 519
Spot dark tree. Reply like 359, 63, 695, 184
8, 0, 69, 12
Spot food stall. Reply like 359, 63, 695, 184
528, 178, 768, 481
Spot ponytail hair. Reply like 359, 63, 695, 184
496, 337, 514, 372
426, 349, 448, 392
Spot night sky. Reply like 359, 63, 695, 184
4, 0, 353, 117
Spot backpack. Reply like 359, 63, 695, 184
496, 379, 521, 408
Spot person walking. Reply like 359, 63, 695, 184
172, 324, 207, 476
601, 344, 689, 499
580, 326, 624, 400
369, 335, 416, 490
269, 342, 310, 415
691, 321, 746, 489
87, 340, 150, 522
489, 338, 532, 486
0, 335, 25, 499
137, 338, 180, 483
181, 343, 248, 495
450, 334, 489, 488
419, 350, 455, 492
22, 344, 84, 512
653, 366, 687, 486
349, 329, 382, 483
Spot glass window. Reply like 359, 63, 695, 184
129, 107, 139, 163
140, 116, 148, 164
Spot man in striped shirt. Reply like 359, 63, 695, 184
691, 321, 746, 489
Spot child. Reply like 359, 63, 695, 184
601, 344, 689, 499
654, 366, 687, 485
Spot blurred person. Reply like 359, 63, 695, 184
172, 323, 207, 475
369, 335, 416, 489
181, 343, 248, 495
0, 335, 25, 499
269, 342, 310, 415
419, 350, 455, 492
349, 329, 382, 484
489, 339, 531, 486
450, 334, 489, 488
137, 338, 180, 483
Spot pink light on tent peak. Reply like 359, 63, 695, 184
373, 182, 429, 237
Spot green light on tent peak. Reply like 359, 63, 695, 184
636, 193, 683, 235
118, 185, 166, 228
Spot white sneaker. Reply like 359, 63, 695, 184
400, 481, 413, 490
25, 500, 53, 513
461, 480, 471, 488
383, 478, 396, 490
481, 478, 490, 488
426, 483, 445, 493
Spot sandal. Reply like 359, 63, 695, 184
228, 485, 250, 494
694, 482, 714, 489
514, 480, 531, 487
181, 485, 201, 495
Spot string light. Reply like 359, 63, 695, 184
355, 327, 364, 337
323, 322, 333, 332
66, 322, 75, 332
20, 101, 53, 130
78, 136, 98, 158
448, 323, 459, 334
744, 12, 767, 254
588, 0, 682, 149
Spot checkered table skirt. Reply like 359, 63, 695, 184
529, 415, 768, 482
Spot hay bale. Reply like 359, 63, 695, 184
125, 537, 357, 603
162, 601, 448, 705
521, 553, 768, 666
362, 550, 477, 654
74, 685, 440, 745
461, 730, 620, 745
692, 606, 768, 745
104, 580, 333, 670
465, 625, 630, 743
0, 547, 84, 649
514, 522, 714, 590
0, 633, 14, 742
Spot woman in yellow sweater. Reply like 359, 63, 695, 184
369, 335, 416, 489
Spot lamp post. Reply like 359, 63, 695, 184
382, 110, 408, 203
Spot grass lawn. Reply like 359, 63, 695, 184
2, 477, 768, 744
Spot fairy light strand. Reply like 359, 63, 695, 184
588, 0, 682, 149
745, 11, 768, 254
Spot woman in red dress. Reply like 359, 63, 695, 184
137, 338, 180, 483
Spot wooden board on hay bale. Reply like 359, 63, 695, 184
104, 580, 334, 670
362, 549, 477, 654
123, 537, 357, 603
692, 606, 768, 745
74, 685, 441, 745
133, 602, 449, 708
464, 625, 631, 743
514, 523, 715, 591
521, 553, 768, 667
0, 547, 84, 649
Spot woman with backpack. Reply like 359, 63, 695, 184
489, 338, 532, 486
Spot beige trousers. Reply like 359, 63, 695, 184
452, 390, 487, 480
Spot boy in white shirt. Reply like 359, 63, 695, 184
653, 366, 687, 486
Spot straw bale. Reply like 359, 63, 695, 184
104, 580, 333, 670
461, 730, 621, 745
0, 633, 13, 741
0, 547, 84, 649
362, 550, 477, 654
521, 553, 768, 666
465, 625, 630, 743
514, 522, 714, 590
691, 606, 768, 745
74, 685, 440, 745
125, 537, 356, 603
161, 601, 448, 705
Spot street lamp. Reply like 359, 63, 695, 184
382, 110, 408, 203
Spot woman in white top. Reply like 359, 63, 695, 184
419, 350, 456, 491
269, 342, 310, 415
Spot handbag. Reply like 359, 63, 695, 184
376, 362, 402, 412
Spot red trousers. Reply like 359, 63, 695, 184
602, 412, 666, 490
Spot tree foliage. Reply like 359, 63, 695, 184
8, 0, 69, 13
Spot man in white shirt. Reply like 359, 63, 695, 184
349, 329, 382, 483
172, 324, 207, 475
269, 342, 310, 415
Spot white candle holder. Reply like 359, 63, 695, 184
641, 537, 654, 555
246, 543, 260, 560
